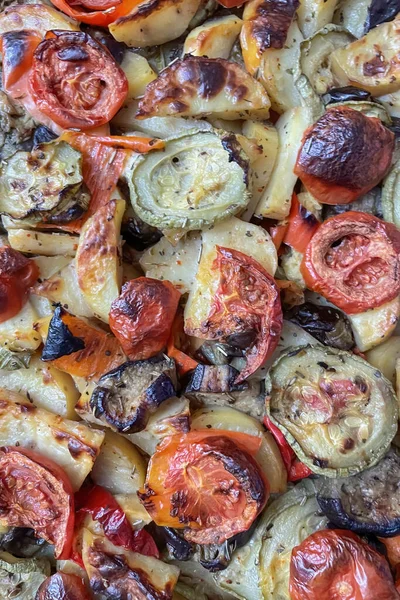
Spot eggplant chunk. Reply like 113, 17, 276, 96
322, 86, 372, 105
41, 305, 85, 361
266, 345, 399, 477
90, 356, 177, 433
367, 0, 400, 30
287, 302, 354, 350
317, 447, 400, 537
185, 365, 246, 394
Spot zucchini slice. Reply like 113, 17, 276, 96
266, 345, 398, 477
317, 446, 400, 537
0, 141, 89, 223
126, 130, 250, 233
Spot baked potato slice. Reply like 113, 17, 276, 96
76, 198, 125, 323
136, 56, 270, 120
8, 229, 78, 257
183, 14, 242, 59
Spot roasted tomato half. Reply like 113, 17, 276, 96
29, 31, 128, 130
301, 212, 400, 314
138, 430, 268, 545
109, 277, 181, 361
0, 246, 38, 323
290, 529, 400, 600
0, 446, 74, 558
36, 573, 91, 600
198, 246, 282, 383
49, 0, 138, 27
294, 106, 395, 204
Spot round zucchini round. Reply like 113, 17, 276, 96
127, 130, 250, 232
266, 345, 398, 477
317, 446, 400, 537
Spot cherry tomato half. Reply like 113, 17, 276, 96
138, 430, 268, 545
35, 572, 91, 600
301, 212, 400, 314
0, 246, 38, 323
29, 31, 128, 130
109, 277, 181, 361
0, 446, 74, 558
290, 529, 400, 600
206, 246, 283, 383
294, 107, 395, 205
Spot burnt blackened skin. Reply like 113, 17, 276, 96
287, 303, 355, 350
33, 126, 58, 146
90, 356, 176, 433
317, 448, 400, 537
1, 31, 33, 71
250, 0, 300, 52
185, 364, 246, 394
162, 528, 193, 561
41, 305, 85, 361
123, 214, 162, 251
366, 0, 400, 30
83, 26, 126, 64
57, 46, 90, 61
296, 107, 395, 189
0, 527, 47, 558
221, 134, 250, 185
322, 86, 372, 105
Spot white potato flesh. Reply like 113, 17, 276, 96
0, 388, 104, 490
76, 198, 125, 323
366, 336, 400, 385
348, 297, 400, 352
120, 52, 157, 100
8, 229, 78, 256
109, 0, 202, 47
139, 233, 202, 294
184, 216, 278, 336
0, 353, 79, 419
0, 301, 41, 351
183, 15, 242, 59
297, 0, 339, 38
255, 106, 312, 219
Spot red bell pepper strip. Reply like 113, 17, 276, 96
283, 194, 320, 254
74, 485, 159, 558
167, 310, 198, 376
264, 417, 312, 482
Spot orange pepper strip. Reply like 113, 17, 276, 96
283, 193, 320, 254
270, 222, 288, 252
49, 0, 141, 27
87, 135, 165, 153
167, 311, 198, 376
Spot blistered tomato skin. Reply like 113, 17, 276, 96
29, 31, 128, 130
35, 572, 91, 600
109, 277, 181, 361
203, 246, 282, 383
138, 430, 268, 546
301, 212, 400, 314
0, 246, 39, 323
0, 446, 74, 558
290, 529, 400, 600
294, 107, 395, 205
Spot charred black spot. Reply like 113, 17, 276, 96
185, 364, 246, 394
287, 303, 354, 350
313, 457, 329, 469
33, 126, 58, 146
343, 438, 355, 451
57, 45, 90, 61
2, 31, 34, 71
322, 86, 372, 105
221, 134, 250, 185
367, 0, 400, 30
41, 305, 85, 361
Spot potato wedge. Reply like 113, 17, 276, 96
8, 229, 78, 256
297, 0, 339, 38
331, 17, 400, 96
348, 297, 400, 352
0, 301, 41, 352
0, 388, 104, 490
120, 52, 157, 100
0, 353, 79, 419
366, 335, 400, 385
76, 198, 125, 323
109, 0, 201, 47
136, 56, 270, 120
183, 15, 242, 59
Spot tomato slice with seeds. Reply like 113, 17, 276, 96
290, 529, 400, 600
138, 430, 268, 546
0, 247, 38, 323
29, 31, 128, 130
110, 277, 181, 361
301, 212, 400, 314
206, 246, 282, 383
0, 446, 74, 558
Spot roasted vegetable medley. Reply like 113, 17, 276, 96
0, 0, 400, 598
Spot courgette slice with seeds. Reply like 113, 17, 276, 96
266, 344, 398, 477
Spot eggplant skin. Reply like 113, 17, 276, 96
185, 365, 246, 394
322, 86, 372, 105
41, 305, 85, 362
90, 356, 176, 433
367, 0, 400, 30
295, 106, 395, 203
317, 447, 400, 537
33, 126, 58, 146
287, 302, 354, 350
